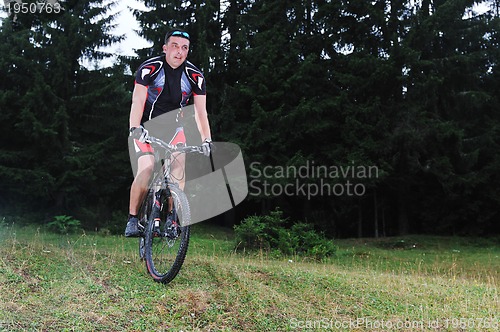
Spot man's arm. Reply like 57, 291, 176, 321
193, 94, 211, 142
129, 84, 148, 129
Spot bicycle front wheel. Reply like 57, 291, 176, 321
138, 189, 153, 261
144, 185, 191, 284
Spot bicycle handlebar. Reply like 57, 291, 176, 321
144, 135, 204, 154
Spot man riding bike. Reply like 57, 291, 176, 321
125, 29, 212, 237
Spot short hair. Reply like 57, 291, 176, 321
164, 29, 190, 44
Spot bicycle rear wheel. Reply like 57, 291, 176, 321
144, 185, 190, 283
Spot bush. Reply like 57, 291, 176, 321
234, 208, 337, 259
289, 223, 337, 258
47, 215, 82, 234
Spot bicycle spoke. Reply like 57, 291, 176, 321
145, 185, 191, 283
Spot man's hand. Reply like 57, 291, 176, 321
129, 126, 149, 143
201, 138, 212, 157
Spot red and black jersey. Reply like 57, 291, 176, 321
134, 55, 206, 124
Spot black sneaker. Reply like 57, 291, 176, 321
125, 216, 141, 237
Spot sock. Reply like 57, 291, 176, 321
129, 214, 138, 219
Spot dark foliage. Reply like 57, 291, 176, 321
1, 0, 499, 236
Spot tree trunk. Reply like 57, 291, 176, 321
374, 190, 379, 238
397, 184, 410, 235
357, 206, 363, 238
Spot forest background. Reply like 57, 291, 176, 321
0, 0, 499, 238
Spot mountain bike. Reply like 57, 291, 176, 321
137, 134, 204, 284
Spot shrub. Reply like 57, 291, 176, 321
47, 215, 82, 234
234, 208, 337, 259
289, 222, 337, 258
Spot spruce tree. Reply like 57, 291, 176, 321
0, 1, 129, 227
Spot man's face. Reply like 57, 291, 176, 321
163, 36, 190, 69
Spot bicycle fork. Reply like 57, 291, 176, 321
152, 187, 179, 238
152, 189, 164, 236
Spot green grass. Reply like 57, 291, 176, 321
0, 223, 498, 331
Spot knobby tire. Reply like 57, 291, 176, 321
144, 185, 191, 284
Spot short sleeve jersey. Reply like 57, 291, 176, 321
134, 55, 206, 124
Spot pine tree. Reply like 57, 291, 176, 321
398, 0, 500, 234
0, 1, 129, 226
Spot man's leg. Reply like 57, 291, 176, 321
130, 154, 155, 214
165, 152, 185, 228
125, 154, 154, 237
168, 126, 187, 190
170, 152, 186, 190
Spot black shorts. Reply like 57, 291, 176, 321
130, 126, 186, 158
128, 127, 186, 176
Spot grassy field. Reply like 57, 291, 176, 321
0, 222, 498, 331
